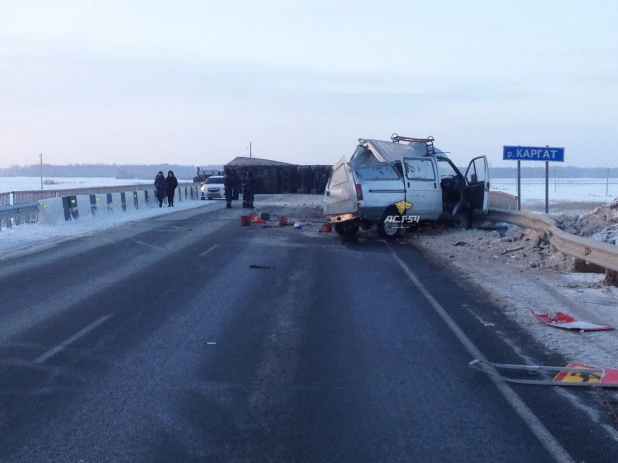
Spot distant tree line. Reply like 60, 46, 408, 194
1, 163, 617, 180
0, 163, 223, 180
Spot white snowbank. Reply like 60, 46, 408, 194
0, 198, 216, 257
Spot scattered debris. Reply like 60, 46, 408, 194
531, 310, 613, 332
469, 359, 618, 387
206, 341, 217, 345
249, 264, 275, 269
500, 246, 524, 256
453, 241, 467, 246
533, 232, 549, 248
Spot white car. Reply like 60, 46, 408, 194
201, 175, 225, 200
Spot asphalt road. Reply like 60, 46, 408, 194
0, 200, 616, 462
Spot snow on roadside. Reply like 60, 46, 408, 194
552, 198, 618, 245
0, 199, 215, 257
411, 224, 618, 369
0, 194, 327, 258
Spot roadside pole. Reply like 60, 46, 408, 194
39, 153, 43, 191
517, 159, 521, 211
545, 160, 549, 214
607, 168, 610, 196
554, 169, 557, 193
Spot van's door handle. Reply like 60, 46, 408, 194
407, 182, 410, 188
434, 183, 437, 188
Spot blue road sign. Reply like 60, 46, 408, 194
503, 146, 565, 162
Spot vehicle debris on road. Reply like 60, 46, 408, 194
531, 310, 613, 331
469, 359, 618, 387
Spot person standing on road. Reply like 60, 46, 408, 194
319, 173, 328, 194
313, 172, 321, 194
224, 171, 234, 208
242, 170, 255, 209
165, 170, 179, 207
154, 171, 166, 208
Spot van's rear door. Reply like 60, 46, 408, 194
324, 156, 358, 217
464, 156, 490, 214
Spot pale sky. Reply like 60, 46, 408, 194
1, 0, 617, 168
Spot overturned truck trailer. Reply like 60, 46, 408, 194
223, 157, 332, 194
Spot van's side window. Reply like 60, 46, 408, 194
405, 159, 435, 181
355, 164, 400, 181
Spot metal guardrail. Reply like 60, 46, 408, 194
0, 202, 40, 229
485, 208, 618, 272
488, 190, 518, 210
0, 192, 11, 207
10, 182, 200, 204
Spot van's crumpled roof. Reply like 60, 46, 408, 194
350, 139, 449, 166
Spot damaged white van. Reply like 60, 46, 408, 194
323, 134, 490, 239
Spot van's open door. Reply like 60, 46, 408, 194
324, 156, 358, 218
464, 156, 490, 214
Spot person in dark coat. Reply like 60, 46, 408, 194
313, 173, 321, 194
224, 171, 234, 208
165, 170, 179, 207
154, 171, 166, 207
319, 173, 328, 194
242, 170, 255, 208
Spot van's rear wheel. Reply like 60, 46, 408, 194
334, 222, 359, 237
377, 208, 402, 240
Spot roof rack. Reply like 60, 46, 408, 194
391, 134, 435, 155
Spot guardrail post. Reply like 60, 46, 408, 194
120, 193, 127, 212
107, 194, 113, 213
62, 196, 79, 220
190, 186, 194, 200
144, 190, 149, 205
517, 160, 521, 211
133, 191, 139, 209
178, 188, 182, 202
90, 195, 97, 216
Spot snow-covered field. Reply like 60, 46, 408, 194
492, 178, 618, 205
0, 177, 156, 193
3, 176, 617, 201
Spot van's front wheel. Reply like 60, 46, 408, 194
377, 208, 402, 240
334, 222, 359, 237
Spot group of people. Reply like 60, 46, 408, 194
225, 170, 255, 209
156, 169, 327, 210
154, 171, 178, 207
